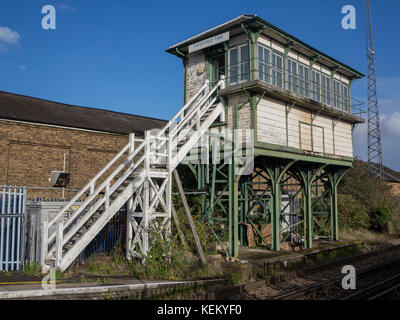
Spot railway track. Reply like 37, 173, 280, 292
273, 256, 400, 300
341, 273, 400, 300
210, 243, 400, 300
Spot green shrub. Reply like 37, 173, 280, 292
338, 194, 370, 230
370, 206, 393, 231
223, 267, 241, 285
339, 160, 400, 231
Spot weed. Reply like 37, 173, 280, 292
23, 262, 41, 276
55, 268, 64, 280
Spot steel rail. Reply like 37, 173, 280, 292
273, 256, 400, 300
341, 273, 400, 300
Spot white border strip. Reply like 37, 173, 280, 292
0, 279, 224, 299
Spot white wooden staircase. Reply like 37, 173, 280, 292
41, 78, 226, 271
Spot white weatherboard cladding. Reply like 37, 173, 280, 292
287, 51, 297, 60
256, 97, 354, 158
333, 120, 353, 157
229, 33, 248, 48
271, 40, 284, 53
298, 54, 309, 65
257, 98, 286, 146
321, 65, 331, 76
314, 114, 334, 154
258, 34, 271, 47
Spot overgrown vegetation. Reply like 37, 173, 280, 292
338, 160, 400, 233
23, 261, 41, 276
128, 222, 223, 280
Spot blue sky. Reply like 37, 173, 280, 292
0, 1, 399, 170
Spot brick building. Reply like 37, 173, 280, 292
0, 91, 166, 199
382, 165, 400, 197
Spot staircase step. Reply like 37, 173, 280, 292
48, 87, 221, 271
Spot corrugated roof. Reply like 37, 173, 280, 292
0, 91, 166, 135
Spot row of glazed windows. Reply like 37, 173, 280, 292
227, 43, 350, 112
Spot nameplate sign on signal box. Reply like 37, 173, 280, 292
188, 32, 230, 53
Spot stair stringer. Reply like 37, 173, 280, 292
59, 171, 146, 271
173, 102, 225, 166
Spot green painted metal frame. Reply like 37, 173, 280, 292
177, 21, 356, 257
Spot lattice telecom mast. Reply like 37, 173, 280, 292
366, 0, 383, 179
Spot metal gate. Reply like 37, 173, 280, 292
0, 186, 27, 271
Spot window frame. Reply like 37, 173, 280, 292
257, 43, 271, 83
312, 69, 321, 102
228, 43, 250, 85
298, 63, 310, 98
287, 58, 298, 93
271, 51, 284, 89
321, 74, 332, 106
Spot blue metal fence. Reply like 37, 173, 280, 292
76, 204, 127, 264
0, 186, 27, 271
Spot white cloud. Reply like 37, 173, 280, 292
352, 77, 400, 170
0, 26, 20, 46
56, 3, 77, 12
381, 112, 400, 137
377, 77, 400, 113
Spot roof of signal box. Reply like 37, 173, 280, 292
167, 14, 364, 80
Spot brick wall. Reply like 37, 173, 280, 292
0, 119, 131, 199
387, 182, 400, 197
186, 51, 207, 101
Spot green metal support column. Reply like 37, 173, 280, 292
240, 178, 249, 245
228, 161, 239, 257
264, 160, 295, 251
233, 175, 239, 257
330, 183, 338, 240
327, 168, 350, 240
270, 168, 281, 251
228, 102, 241, 258
240, 24, 262, 82
303, 174, 313, 249
298, 165, 327, 249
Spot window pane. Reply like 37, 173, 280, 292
272, 53, 283, 88
240, 45, 249, 81
333, 80, 340, 109
342, 84, 349, 112
258, 46, 264, 81
299, 66, 304, 95
229, 49, 238, 84
312, 71, 320, 102
264, 48, 270, 83
322, 75, 331, 105
288, 60, 297, 93
299, 65, 310, 98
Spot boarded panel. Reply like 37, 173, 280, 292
300, 123, 312, 151
287, 107, 311, 149
314, 114, 334, 154
313, 126, 324, 153
334, 120, 353, 157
